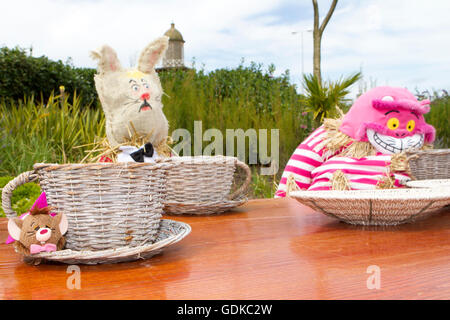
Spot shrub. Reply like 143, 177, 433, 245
0, 94, 105, 176
0, 46, 97, 105
302, 72, 362, 126
0, 176, 41, 217
425, 93, 450, 148
159, 63, 312, 171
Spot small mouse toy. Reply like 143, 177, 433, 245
7, 206, 68, 256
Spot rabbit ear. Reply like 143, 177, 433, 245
90, 45, 122, 74
137, 36, 169, 73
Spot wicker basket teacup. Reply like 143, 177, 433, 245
406, 149, 450, 180
163, 156, 252, 215
2, 161, 174, 252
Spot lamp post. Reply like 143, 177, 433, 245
292, 29, 312, 90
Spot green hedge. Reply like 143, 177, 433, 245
0, 46, 97, 105
425, 94, 450, 148
0, 177, 41, 217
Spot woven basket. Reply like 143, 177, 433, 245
290, 188, 450, 226
2, 161, 174, 251
163, 156, 252, 215
406, 149, 450, 180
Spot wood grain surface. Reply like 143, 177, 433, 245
0, 198, 449, 300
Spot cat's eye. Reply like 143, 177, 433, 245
34, 226, 40, 231
406, 120, 415, 132
387, 118, 399, 130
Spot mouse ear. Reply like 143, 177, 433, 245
137, 36, 169, 73
57, 213, 69, 235
8, 218, 23, 241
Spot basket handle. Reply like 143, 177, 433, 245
1, 171, 38, 219
406, 154, 419, 162
228, 160, 252, 201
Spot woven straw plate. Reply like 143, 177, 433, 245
22, 219, 191, 265
290, 188, 450, 226
406, 179, 450, 189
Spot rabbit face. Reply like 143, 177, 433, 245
91, 37, 169, 147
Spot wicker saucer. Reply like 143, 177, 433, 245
290, 188, 450, 226
406, 179, 450, 189
22, 219, 191, 265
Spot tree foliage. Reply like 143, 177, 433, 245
303, 72, 361, 125
0, 46, 96, 105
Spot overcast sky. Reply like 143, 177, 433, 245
1, 0, 449, 96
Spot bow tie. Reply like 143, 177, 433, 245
130, 143, 154, 162
30, 243, 57, 254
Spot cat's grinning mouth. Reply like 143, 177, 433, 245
372, 131, 424, 153
373, 132, 402, 153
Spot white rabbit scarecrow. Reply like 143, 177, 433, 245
90, 36, 171, 160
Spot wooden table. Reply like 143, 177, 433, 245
0, 198, 449, 300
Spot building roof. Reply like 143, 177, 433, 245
164, 23, 185, 42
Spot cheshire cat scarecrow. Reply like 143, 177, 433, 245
276, 86, 436, 197
90, 36, 171, 161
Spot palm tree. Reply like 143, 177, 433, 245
303, 72, 361, 126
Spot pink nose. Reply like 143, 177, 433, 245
141, 93, 150, 101
36, 228, 51, 242
394, 130, 411, 138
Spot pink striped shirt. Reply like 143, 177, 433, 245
275, 127, 335, 197
275, 127, 411, 197
308, 155, 410, 191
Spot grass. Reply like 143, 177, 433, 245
0, 93, 106, 175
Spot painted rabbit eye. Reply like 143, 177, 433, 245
406, 120, 415, 132
387, 118, 400, 130
143, 83, 149, 89
132, 84, 139, 91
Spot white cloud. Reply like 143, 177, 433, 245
0, 0, 449, 96
321, 0, 450, 92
